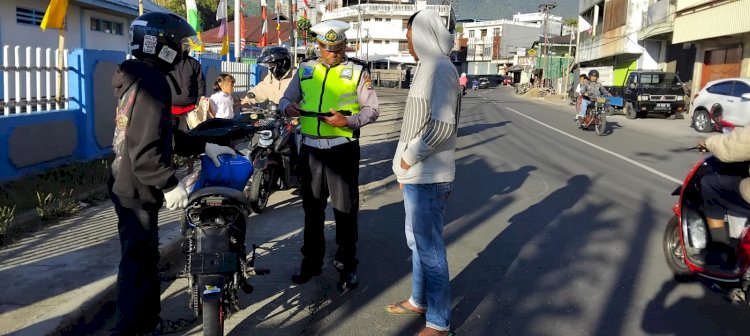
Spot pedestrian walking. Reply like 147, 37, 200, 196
279, 19, 379, 291
387, 10, 460, 336
109, 13, 235, 335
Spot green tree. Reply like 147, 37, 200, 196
562, 17, 578, 27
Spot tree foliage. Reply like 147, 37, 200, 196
562, 17, 578, 27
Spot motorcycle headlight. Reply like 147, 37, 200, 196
290, 118, 299, 126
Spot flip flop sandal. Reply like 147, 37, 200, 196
386, 301, 426, 315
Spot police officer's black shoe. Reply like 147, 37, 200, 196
337, 272, 359, 292
291, 268, 322, 284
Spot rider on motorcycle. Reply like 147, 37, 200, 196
241, 47, 295, 108
699, 129, 750, 269
577, 69, 610, 122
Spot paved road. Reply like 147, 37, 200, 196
140, 87, 750, 335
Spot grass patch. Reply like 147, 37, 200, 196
0, 157, 112, 246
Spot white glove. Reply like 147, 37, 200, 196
164, 182, 188, 210
205, 143, 236, 167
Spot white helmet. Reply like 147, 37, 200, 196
461, 73, 467, 77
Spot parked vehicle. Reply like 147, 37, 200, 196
243, 102, 299, 213
577, 96, 609, 136
503, 76, 513, 86
663, 147, 750, 307
619, 70, 687, 120
691, 78, 750, 133
478, 78, 490, 89
180, 118, 272, 336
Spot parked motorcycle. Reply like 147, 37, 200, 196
663, 147, 750, 306
243, 102, 300, 213
180, 118, 272, 336
577, 96, 609, 136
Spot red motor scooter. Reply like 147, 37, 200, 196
664, 147, 750, 303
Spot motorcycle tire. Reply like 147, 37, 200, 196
662, 216, 693, 280
247, 170, 272, 214
202, 293, 223, 336
625, 103, 637, 120
595, 114, 607, 136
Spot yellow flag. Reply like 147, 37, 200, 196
220, 35, 229, 56
40, 0, 68, 31
189, 32, 205, 52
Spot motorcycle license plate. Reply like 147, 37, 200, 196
655, 103, 671, 110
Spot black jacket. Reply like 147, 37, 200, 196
167, 53, 205, 107
110, 59, 205, 209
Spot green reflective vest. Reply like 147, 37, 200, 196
298, 59, 362, 138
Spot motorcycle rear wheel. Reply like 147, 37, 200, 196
202, 293, 223, 336
662, 216, 693, 280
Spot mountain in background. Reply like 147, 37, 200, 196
428, 0, 578, 21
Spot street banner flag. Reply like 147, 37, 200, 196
217, 0, 229, 55
186, 0, 204, 52
240, 1, 246, 50
40, 0, 68, 31
259, 0, 268, 48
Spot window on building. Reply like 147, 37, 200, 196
16, 7, 45, 26
91, 18, 124, 35
468, 30, 475, 38
493, 28, 501, 36
386, 18, 391, 23
480, 29, 487, 38
399, 41, 408, 53
402, 20, 408, 30
375, 18, 383, 22
374, 40, 383, 44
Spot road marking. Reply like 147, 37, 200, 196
505, 107, 682, 184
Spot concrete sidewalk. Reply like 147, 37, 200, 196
0, 88, 408, 336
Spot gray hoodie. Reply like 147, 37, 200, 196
392, 10, 460, 184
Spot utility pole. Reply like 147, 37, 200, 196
539, 2, 556, 88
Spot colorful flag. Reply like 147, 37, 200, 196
40, 0, 68, 31
578, 15, 592, 34
276, 1, 282, 45
259, 0, 268, 48
186, 0, 204, 52
217, 0, 229, 55
240, 1, 246, 50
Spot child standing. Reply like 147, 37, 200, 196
209, 74, 240, 120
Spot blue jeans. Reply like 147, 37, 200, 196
578, 99, 590, 118
403, 182, 452, 331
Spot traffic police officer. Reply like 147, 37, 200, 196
279, 19, 379, 291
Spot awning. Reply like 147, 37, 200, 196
507, 65, 524, 72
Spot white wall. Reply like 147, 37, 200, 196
84, 10, 130, 53
0, 1, 131, 53
0, 0, 83, 50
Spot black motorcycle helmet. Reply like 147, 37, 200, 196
129, 12, 198, 69
257, 47, 292, 80
588, 69, 600, 77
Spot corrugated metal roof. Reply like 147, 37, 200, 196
73, 0, 171, 18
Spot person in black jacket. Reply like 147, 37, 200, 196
167, 40, 205, 131
110, 13, 234, 335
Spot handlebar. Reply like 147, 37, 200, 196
684, 146, 709, 153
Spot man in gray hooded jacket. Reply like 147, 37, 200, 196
386, 10, 459, 336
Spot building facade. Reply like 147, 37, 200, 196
320, 0, 455, 67
458, 19, 542, 76
672, 0, 750, 95
577, 0, 651, 86
0, 0, 168, 54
